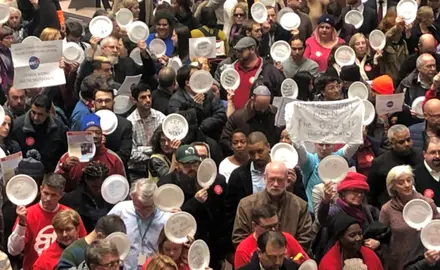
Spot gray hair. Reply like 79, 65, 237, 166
9, 7, 21, 18
416, 53, 435, 69
100, 36, 118, 47
129, 178, 157, 203
386, 165, 414, 196
42, 173, 66, 191
85, 239, 119, 267
387, 124, 410, 141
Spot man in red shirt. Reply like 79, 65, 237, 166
234, 204, 309, 268
8, 173, 87, 270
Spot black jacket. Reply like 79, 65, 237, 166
341, 5, 378, 37
404, 237, 440, 270
396, 70, 430, 106
238, 252, 299, 270
365, 0, 397, 13
18, 0, 61, 36
105, 116, 133, 166
406, 24, 440, 55
12, 112, 67, 172
157, 171, 228, 263
151, 86, 174, 115
414, 163, 440, 206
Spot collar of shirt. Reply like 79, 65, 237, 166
352, 3, 364, 13
425, 160, 440, 182
250, 161, 263, 175
417, 73, 431, 89
132, 108, 158, 122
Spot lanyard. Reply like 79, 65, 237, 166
136, 209, 156, 253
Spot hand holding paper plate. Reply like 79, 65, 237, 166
318, 155, 349, 184
164, 211, 197, 244
197, 158, 217, 188
6, 174, 38, 206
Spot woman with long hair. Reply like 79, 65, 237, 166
229, 3, 247, 43
348, 33, 381, 81
174, 0, 199, 30
0, 27, 14, 90
40, 27, 62, 41
171, 26, 191, 65
293, 71, 315, 101
0, 107, 20, 155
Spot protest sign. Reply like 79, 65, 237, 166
375, 93, 405, 115
11, 40, 65, 89
67, 131, 95, 162
118, 74, 142, 96
287, 98, 364, 144
0, 152, 22, 185
272, 96, 294, 127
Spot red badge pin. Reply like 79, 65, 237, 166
364, 64, 372, 72
214, 185, 223, 195
424, 189, 434, 199
366, 155, 374, 162
25, 137, 35, 146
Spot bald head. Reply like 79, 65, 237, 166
159, 67, 176, 88
265, 161, 288, 177
424, 98, 440, 115
264, 161, 288, 196
419, 34, 436, 53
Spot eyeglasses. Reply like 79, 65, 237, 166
346, 189, 365, 196
234, 13, 245, 17
93, 259, 122, 269
257, 222, 279, 231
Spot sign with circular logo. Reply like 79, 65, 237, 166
29, 56, 40, 70
386, 101, 394, 108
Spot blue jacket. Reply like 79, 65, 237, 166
409, 121, 426, 152
69, 100, 91, 131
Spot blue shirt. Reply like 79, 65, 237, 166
301, 150, 345, 212
108, 201, 171, 270
250, 162, 265, 194
146, 33, 174, 57
69, 100, 91, 131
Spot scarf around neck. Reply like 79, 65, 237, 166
336, 198, 367, 223
390, 190, 424, 212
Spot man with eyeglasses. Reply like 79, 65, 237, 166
56, 113, 126, 192
158, 144, 228, 269
367, 124, 423, 208
281, 38, 319, 78
409, 98, 440, 151
76, 239, 121, 270
234, 204, 309, 269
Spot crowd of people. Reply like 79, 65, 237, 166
0, 0, 440, 269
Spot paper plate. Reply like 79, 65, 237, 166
369, 30, 386, 50
0, 147, 5, 158
168, 57, 183, 73
106, 232, 130, 260
298, 260, 318, 270
6, 174, 38, 206
63, 42, 83, 63
251, 2, 268, 23
189, 70, 213, 94
0, 4, 10, 24
0, 105, 5, 128
270, 40, 291, 62
149, 38, 167, 57
153, 184, 185, 212
89, 16, 113, 39
220, 68, 240, 90
128, 21, 149, 43
22, 36, 42, 44
188, 240, 211, 270
162, 113, 189, 141
129, 47, 143, 66
114, 95, 134, 115
279, 12, 301, 31
224, 0, 238, 18
397, 0, 418, 24
421, 220, 440, 251
101, 174, 129, 204
318, 155, 349, 183
197, 158, 217, 188
95, 109, 118, 135
270, 143, 299, 169
164, 212, 197, 244
348, 82, 369, 100
335, 46, 356, 67
277, 7, 294, 24
344, 10, 364, 29
194, 38, 213, 57
403, 199, 433, 229
411, 96, 425, 119
281, 78, 298, 98
116, 8, 133, 27
362, 100, 375, 125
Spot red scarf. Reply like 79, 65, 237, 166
319, 242, 384, 270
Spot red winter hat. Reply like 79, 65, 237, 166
371, 75, 394, 95
337, 172, 370, 193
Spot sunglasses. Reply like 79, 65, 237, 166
234, 13, 245, 17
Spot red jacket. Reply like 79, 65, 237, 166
55, 144, 126, 192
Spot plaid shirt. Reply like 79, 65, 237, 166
127, 108, 166, 171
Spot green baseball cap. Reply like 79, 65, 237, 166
175, 145, 201, 164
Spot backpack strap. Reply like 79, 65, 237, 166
198, 26, 213, 37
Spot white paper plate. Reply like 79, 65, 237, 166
116, 8, 134, 27
421, 220, 440, 251
298, 259, 318, 270
95, 109, 118, 135
63, 42, 83, 63
318, 155, 349, 183
114, 95, 134, 115
344, 10, 364, 29
224, 0, 238, 18
412, 96, 425, 119
369, 30, 386, 50
362, 100, 375, 126
251, 2, 268, 23
6, 174, 38, 206
129, 47, 143, 66
0, 147, 6, 158
162, 113, 189, 141
277, 7, 294, 24
403, 199, 433, 229
220, 68, 240, 90
194, 38, 213, 57
280, 12, 301, 31
189, 70, 213, 94
281, 78, 298, 98
22, 36, 42, 44
188, 240, 211, 270
270, 40, 291, 62
348, 82, 369, 100
197, 158, 217, 188
89, 16, 113, 39
397, 0, 418, 24
149, 38, 167, 57
0, 105, 5, 128
0, 4, 10, 24
128, 21, 149, 43
335, 46, 356, 67
106, 232, 130, 260
101, 174, 129, 204
168, 57, 183, 73
164, 212, 197, 244
271, 143, 299, 169
153, 184, 185, 212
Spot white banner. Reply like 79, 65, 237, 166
11, 40, 66, 89
375, 93, 405, 115
287, 98, 364, 144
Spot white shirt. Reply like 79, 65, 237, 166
425, 160, 440, 182
250, 162, 265, 194
219, 157, 240, 183
376, 0, 387, 18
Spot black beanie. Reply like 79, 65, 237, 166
340, 64, 361, 82
17, 149, 45, 182
331, 211, 360, 239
